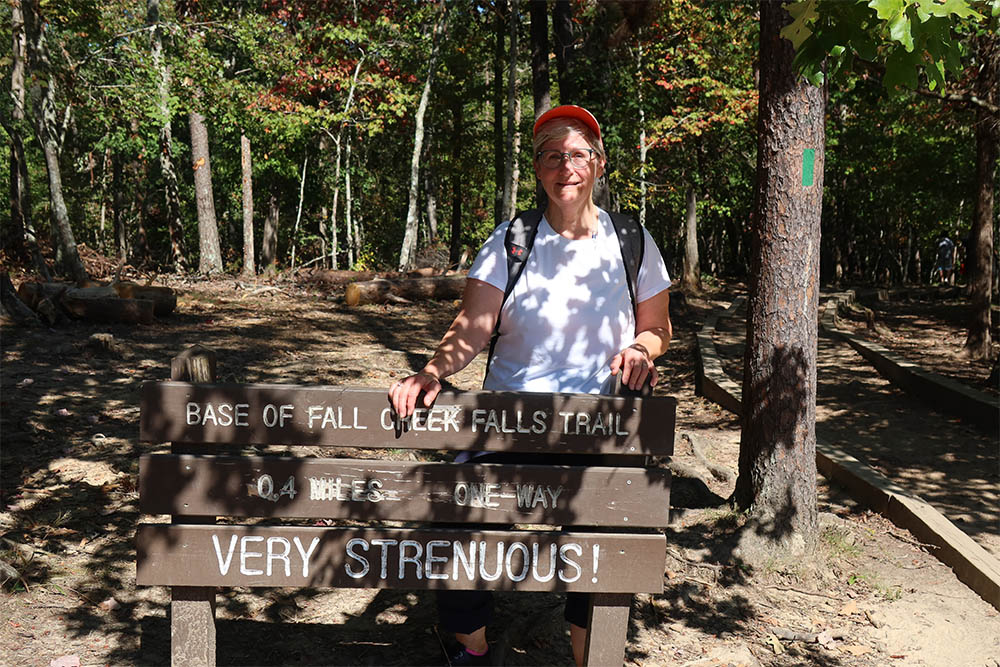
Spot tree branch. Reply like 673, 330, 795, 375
915, 88, 1000, 114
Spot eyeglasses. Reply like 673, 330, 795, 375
535, 149, 596, 169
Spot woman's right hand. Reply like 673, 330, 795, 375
388, 370, 442, 420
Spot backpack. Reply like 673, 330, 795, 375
484, 208, 646, 380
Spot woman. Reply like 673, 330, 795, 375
389, 105, 672, 666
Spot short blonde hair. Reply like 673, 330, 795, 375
533, 118, 606, 162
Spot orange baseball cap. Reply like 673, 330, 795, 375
533, 105, 601, 141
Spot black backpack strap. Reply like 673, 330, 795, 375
484, 208, 544, 383
609, 211, 645, 320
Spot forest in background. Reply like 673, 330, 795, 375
2, 0, 995, 286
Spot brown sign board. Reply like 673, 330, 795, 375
135, 524, 666, 593
140, 383, 676, 456
139, 454, 671, 527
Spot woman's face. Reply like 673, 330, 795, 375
534, 131, 605, 209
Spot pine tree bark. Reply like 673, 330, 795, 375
682, 185, 702, 292
189, 103, 223, 274
529, 0, 550, 208
241, 133, 255, 278
734, 1, 824, 557
553, 0, 577, 102
23, 0, 87, 284
965, 31, 997, 359
636, 37, 648, 227
147, 0, 186, 271
399, 2, 447, 270
345, 134, 355, 264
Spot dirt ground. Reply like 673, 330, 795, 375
2, 270, 999, 667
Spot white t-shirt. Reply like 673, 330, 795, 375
469, 209, 671, 394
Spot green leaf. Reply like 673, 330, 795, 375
883, 47, 920, 89
868, 0, 904, 21
922, 0, 983, 19
888, 10, 915, 51
781, 0, 820, 49
852, 33, 879, 61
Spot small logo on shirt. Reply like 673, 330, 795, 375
510, 244, 527, 258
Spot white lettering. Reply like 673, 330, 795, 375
559, 411, 573, 434
292, 536, 320, 578
616, 413, 628, 436
266, 537, 291, 577
235, 403, 249, 427
262, 404, 278, 427
471, 409, 487, 432
515, 410, 532, 434
371, 539, 397, 579
380, 407, 394, 430
353, 407, 367, 430
546, 486, 563, 508
592, 412, 606, 436
532, 543, 557, 582
202, 403, 218, 427
240, 536, 264, 576
558, 543, 582, 583
351, 479, 366, 501
484, 410, 501, 434
453, 540, 477, 580
505, 542, 530, 582
308, 405, 322, 429
337, 406, 352, 429
479, 540, 503, 581
345, 538, 370, 578
532, 485, 547, 508
440, 406, 461, 432
532, 410, 547, 434
399, 540, 423, 580
321, 406, 337, 429
575, 412, 590, 435
279, 404, 294, 427
216, 403, 234, 427
499, 411, 515, 433
212, 534, 238, 575
186, 402, 200, 425
426, 540, 450, 580
366, 479, 384, 502
516, 484, 535, 509
454, 483, 469, 506
427, 409, 443, 432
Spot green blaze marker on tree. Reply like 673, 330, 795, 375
802, 149, 815, 187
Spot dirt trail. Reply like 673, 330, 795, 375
714, 298, 999, 557
2, 277, 999, 666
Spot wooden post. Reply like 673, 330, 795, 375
169, 345, 217, 667
583, 593, 632, 666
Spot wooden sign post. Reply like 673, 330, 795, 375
137, 348, 676, 666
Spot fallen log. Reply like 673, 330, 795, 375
344, 275, 466, 307
113, 282, 176, 316
16, 281, 69, 309
61, 294, 155, 324
1, 273, 41, 326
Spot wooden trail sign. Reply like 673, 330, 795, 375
139, 454, 671, 527
135, 525, 666, 593
140, 382, 677, 455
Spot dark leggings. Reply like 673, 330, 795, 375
436, 452, 612, 634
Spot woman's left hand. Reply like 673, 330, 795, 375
609, 343, 657, 391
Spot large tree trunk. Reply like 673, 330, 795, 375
399, 3, 447, 271
682, 185, 702, 292
241, 133, 255, 278
552, 0, 577, 102
500, 0, 520, 223
261, 193, 278, 273
965, 32, 998, 359
345, 135, 355, 265
734, 1, 824, 558
189, 104, 223, 274
23, 0, 87, 285
529, 0, 550, 208
147, 0, 186, 271
8, 2, 49, 280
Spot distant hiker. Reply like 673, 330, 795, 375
932, 235, 955, 285
388, 105, 673, 666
